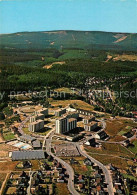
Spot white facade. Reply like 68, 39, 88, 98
84, 122, 98, 131
29, 120, 44, 132
94, 134, 101, 139
30, 114, 45, 123
83, 116, 95, 124
56, 117, 69, 134
56, 117, 77, 134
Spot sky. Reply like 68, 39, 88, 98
0, 0, 137, 34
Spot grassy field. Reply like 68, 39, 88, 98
23, 125, 51, 136
30, 160, 40, 171
3, 132, 15, 141
49, 99, 94, 111
61, 156, 93, 176
58, 49, 90, 60
113, 54, 137, 62
0, 144, 17, 157
84, 142, 136, 169
105, 119, 136, 141
129, 140, 137, 154
54, 87, 74, 94
0, 173, 7, 188
85, 143, 134, 159
88, 153, 128, 169
55, 183, 70, 195
6, 187, 16, 195
22, 127, 31, 135
123, 174, 137, 182
0, 161, 17, 172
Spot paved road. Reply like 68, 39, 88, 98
17, 115, 31, 135
42, 128, 55, 149
27, 169, 32, 195
45, 131, 80, 195
76, 143, 114, 195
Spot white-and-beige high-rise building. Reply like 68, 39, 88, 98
29, 119, 44, 132
55, 117, 77, 134
30, 114, 45, 123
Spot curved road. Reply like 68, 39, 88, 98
76, 143, 114, 195
45, 131, 80, 195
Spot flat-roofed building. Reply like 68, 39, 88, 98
30, 115, 36, 123
64, 112, 79, 119
32, 140, 41, 150
56, 116, 77, 134
35, 108, 48, 117
76, 109, 94, 116
12, 150, 45, 161
83, 116, 95, 124
29, 120, 44, 132
94, 131, 108, 140
30, 114, 45, 123
68, 118, 77, 131
84, 121, 98, 131
55, 108, 66, 117
56, 117, 68, 134
20, 134, 36, 144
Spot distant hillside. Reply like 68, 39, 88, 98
0, 30, 137, 51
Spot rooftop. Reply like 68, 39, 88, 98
12, 150, 45, 160
69, 118, 77, 122
83, 116, 95, 120
30, 119, 44, 125
32, 140, 41, 148
20, 134, 36, 142
55, 108, 66, 112
85, 121, 97, 126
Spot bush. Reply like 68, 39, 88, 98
0, 112, 5, 120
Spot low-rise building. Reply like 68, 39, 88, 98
12, 150, 45, 161
83, 116, 95, 124
63, 111, 79, 119
84, 121, 98, 131
94, 131, 108, 140
55, 108, 66, 117
76, 108, 94, 116
84, 138, 96, 146
29, 120, 44, 132
20, 134, 36, 144
35, 108, 48, 117
32, 140, 41, 150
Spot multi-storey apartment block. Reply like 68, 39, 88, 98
29, 119, 44, 132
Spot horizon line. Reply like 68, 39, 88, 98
0, 29, 137, 35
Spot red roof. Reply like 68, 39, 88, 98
132, 111, 137, 115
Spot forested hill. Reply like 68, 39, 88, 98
0, 30, 137, 51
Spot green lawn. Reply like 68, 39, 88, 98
118, 126, 132, 136
123, 174, 137, 182
3, 132, 15, 141
23, 126, 51, 136
59, 49, 90, 60
129, 140, 137, 154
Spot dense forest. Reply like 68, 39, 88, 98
0, 30, 137, 110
